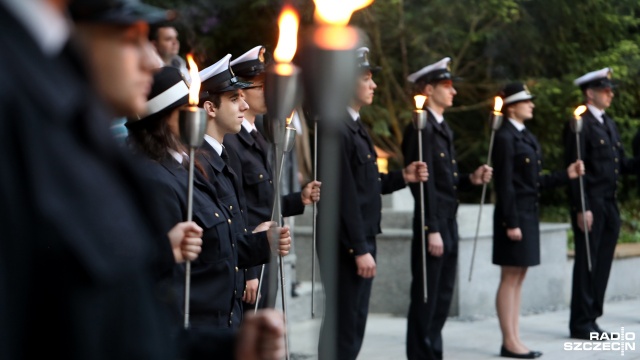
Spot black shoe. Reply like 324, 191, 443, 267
570, 326, 598, 340
593, 323, 611, 337
500, 346, 541, 359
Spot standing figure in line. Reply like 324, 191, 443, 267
492, 83, 583, 359
317, 47, 428, 360
402, 57, 492, 360
564, 68, 639, 340
224, 45, 321, 310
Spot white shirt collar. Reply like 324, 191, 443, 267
426, 107, 444, 124
1, 0, 70, 56
587, 104, 605, 124
167, 148, 186, 164
347, 107, 360, 121
241, 118, 256, 133
204, 134, 223, 156
508, 118, 526, 132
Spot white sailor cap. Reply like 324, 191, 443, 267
573, 67, 614, 91
356, 47, 381, 73
126, 66, 191, 127
199, 54, 252, 95
230, 45, 269, 78
499, 82, 535, 106
407, 57, 452, 84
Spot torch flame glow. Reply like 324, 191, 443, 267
493, 96, 503, 112
574, 105, 587, 119
313, 0, 374, 26
414, 95, 427, 110
286, 110, 295, 125
273, 7, 299, 64
186, 54, 200, 106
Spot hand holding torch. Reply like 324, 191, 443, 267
468, 97, 503, 282
412, 95, 428, 303
571, 105, 592, 273
178, 55, 207, 329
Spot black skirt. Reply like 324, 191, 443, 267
492, 204, 541, 267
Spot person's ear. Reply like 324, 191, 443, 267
203, 101, 216, 119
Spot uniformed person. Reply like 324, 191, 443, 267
492, 83, 583, 359
317, 47, 428, 360
564, 68, 639, 340
402, 57, 492, 360
126, 66, 292, 332
225, 45, 321, 310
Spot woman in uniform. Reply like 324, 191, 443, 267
492, 82, 583, 359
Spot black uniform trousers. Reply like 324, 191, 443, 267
569, 197, 620, 334
407, 217, 458, 360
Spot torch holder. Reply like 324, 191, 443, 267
264, 65, 301, 125
412, 109, 427, 130
490, 112, 504, 131
570, 117, 583, 134
179, 107, 207, 148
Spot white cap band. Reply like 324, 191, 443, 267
146, 81, 189, 116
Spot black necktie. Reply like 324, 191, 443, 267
251, 129, 270, 151
220, 147, 229, 165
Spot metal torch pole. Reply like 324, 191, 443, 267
575, 132, 593, 273
311, 120, 318, 317
184, 147, 195, 328
412, 109, 428, 302
468, 111, 502, 282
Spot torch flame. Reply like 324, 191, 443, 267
286, 110, 295, 125
493, 96, 503, 112
186, 54, 200, 106
414, 95, 427, 110
314, 0, 374, 26
273, 7, 299, 64
574, 105, 587, 119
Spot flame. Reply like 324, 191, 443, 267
493, 96, 503, 112
574, 105, 587, 119
286, 110, 295, 125
314, 0, 374, 26
186, 54, 200, 105
414, 95, 427, 110
273, 7, 299, 63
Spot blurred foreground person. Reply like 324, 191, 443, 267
402, 57, 492, 360
492, 83, 583, 359
317, 47, 428, 360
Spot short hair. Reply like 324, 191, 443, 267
200, 92, 222, 109
149, 22, 176, 42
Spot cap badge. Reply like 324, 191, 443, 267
258, 47, 266, 63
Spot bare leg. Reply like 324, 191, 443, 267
496, 266, 529, 354
513, 267, 528, 350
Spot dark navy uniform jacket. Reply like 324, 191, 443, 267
224, 126, 305, 279
563, 108, 639, 211
402, 110, 472, 234
141, 155, 270, 329
493, 120, 568, 228
329, 113, 406, 256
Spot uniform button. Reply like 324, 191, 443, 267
230, 205, 233, 210
537, 193, 541, 198
229, 320, 232, 325
453, 185, 457, 190
234, 290, 237, 295
617, 142, 621, 146
538, 172, 542, 176
349, 249, 354, 254
424, 226, 429, 231
378, 177, 381, 181
230, 311, 233, 316
537, 160, 541, 165
612, 146, 616, 150
452, 159, 456, 164
525, 158, 530, 163
235, 267, 239, 272
228, 219, 232, 224
259, 174, 263, 179
244, 228, 247, 233
453, 172, 458, 177
215, 212, 219, 217
374, 162, 378, 165
367, 154, 372, 159
536, 182, 540, 187
232, 243, 235, 247
269, 180, 273, 184
615, 169, 618, 174
440, 153, 445, 158
615, 158, 619, 162
241, 209, 243, 213
600, 139, 605, 144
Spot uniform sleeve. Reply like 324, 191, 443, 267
237, 231, 271, 269
380, 171, 406, 194
563, 122, 590, 212
282, 191, 305, 217
493, 131, 519, 228
540, 170, 569, 189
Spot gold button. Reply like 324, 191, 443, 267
453, 185, 457, 190
600, 139, 605, 144
612, 146, 616, 151
234, 290, 237, 295
230, 311, 233, 316
349, 249, 354, 254
244, 228, 247, 233
538, 160, 541, 165
424, 226, 429, 231
525, 158, 530, 163
452, 159, 456, 164
367, 154, 372, 159
229, 320, 232, 325
232, 243, 235, 247
617, 142, 621, 146
230, 205, 233, 210
215, 212, 219, 217
615, 169, 618, 174
228, 219, 232, 224
259, 174, 263, 179
440, 153, 445, 158
235, 267, 239, 272
378, 177, 381, 181
453, 172, 458, 177
269, 180, 273, 184
539, 172, 542, 176
536, 182, 540, 187
615, 158, 619, 162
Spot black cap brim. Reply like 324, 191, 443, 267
71, 1, 176, 25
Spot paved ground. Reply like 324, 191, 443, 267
288, 296, 640, 359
